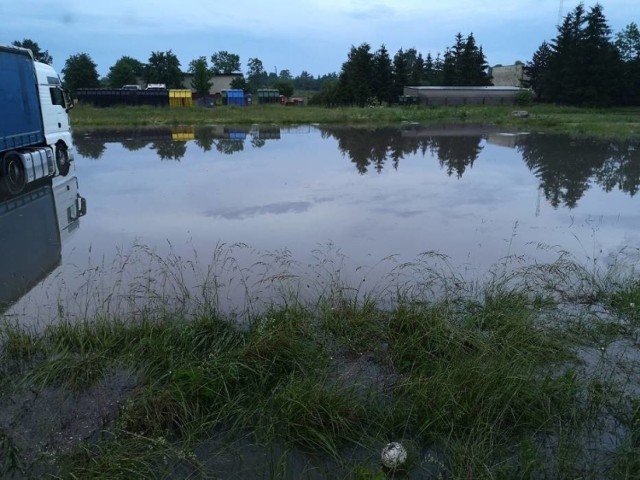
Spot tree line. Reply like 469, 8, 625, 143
12, 3, 639, 106
311, 32, 491, 106
10, 39, 337, 97
525, 3, 640, 106
11, 31, 491, 103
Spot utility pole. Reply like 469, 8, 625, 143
557, 0, 564, 25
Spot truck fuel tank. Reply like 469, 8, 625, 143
0, 147, 55, 196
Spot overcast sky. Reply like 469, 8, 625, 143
3, 1, 636, 78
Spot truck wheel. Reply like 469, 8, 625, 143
56, 144, 71, 176
1, 152, 27, 196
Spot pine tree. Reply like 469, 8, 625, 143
423, 53, 435, 85
411, 53, 425, 85
524, 41, 553, 100
461, 34, 492, 85
442, 33, 491, 86
432, 53, 445, 85
392, 48, 410, 99
581, 3, 622, 105
337, 43, 374, 106
542, 3, 624, 105
373, 45, 394, 104
547, 4, 586, 104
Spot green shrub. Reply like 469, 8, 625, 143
514, 89, 534, 106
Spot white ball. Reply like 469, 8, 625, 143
381, 441, 407, 469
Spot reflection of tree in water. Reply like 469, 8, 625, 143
594, 140, 640, 197
72, 138, 106, 160
120, 139, 149, 152
150, 140, 187, 161
321, 127, 425, 174
250, 137, 266, 148
321, 126, 481, 176
194, 126, 215, 152
214, 139, 244, 155
517, 135, 640, 208
250, 126, 279, 149
430, 136, 483, 178
193, 126, 269, 152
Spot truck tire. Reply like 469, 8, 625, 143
56, 144, 71, 176
1, 152, 27, 196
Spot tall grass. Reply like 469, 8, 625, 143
1, 245, 640, 478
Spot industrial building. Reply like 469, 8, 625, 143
489, 64, 526, 87
402, 86, 527, 106
180, 73, 243, 96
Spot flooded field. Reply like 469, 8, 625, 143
2, 124, 640, 478
3, 124, 640, 324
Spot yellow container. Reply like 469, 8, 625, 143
169, 89, 193, 108
171, 127, 195, 141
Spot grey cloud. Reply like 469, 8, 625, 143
347, 4, 395, 20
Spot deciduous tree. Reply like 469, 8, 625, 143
144, 50, 183, 88
211, 51, 241, 74
230, 76, 248, 91
107, 56, 144, 88
278, 69, 293, 81
62, 53, 100, 95
246, 57, 267, 92
616, 23, 640, 103
12, 39, 52, 64
273, 80, 294, 97
615, 22, 640, 61
188, 57, 213, 96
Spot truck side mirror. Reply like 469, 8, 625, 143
62, 89, 74, 111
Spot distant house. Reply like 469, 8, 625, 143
181, 73, 244, 95
489, 64, 527, 87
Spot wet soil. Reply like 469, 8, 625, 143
0, 369, 138, 478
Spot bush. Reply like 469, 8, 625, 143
514, 89, 534, 106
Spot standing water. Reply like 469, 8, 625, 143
3, 124, 639, 325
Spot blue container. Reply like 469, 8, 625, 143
227, 89, 245, 106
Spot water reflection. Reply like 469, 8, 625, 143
72, 125, 640, 209
0, 176, 86, 314
9, 125, 640, 322
517, 135, 640, 208
321, 125, 487, 176
73, 125, 283, 160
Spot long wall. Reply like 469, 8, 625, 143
403, 86, 526, 106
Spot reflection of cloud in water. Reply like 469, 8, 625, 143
373, 207, 425, 219
205, 201, 312, 220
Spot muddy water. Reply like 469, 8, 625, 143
3, 124, 639, 324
